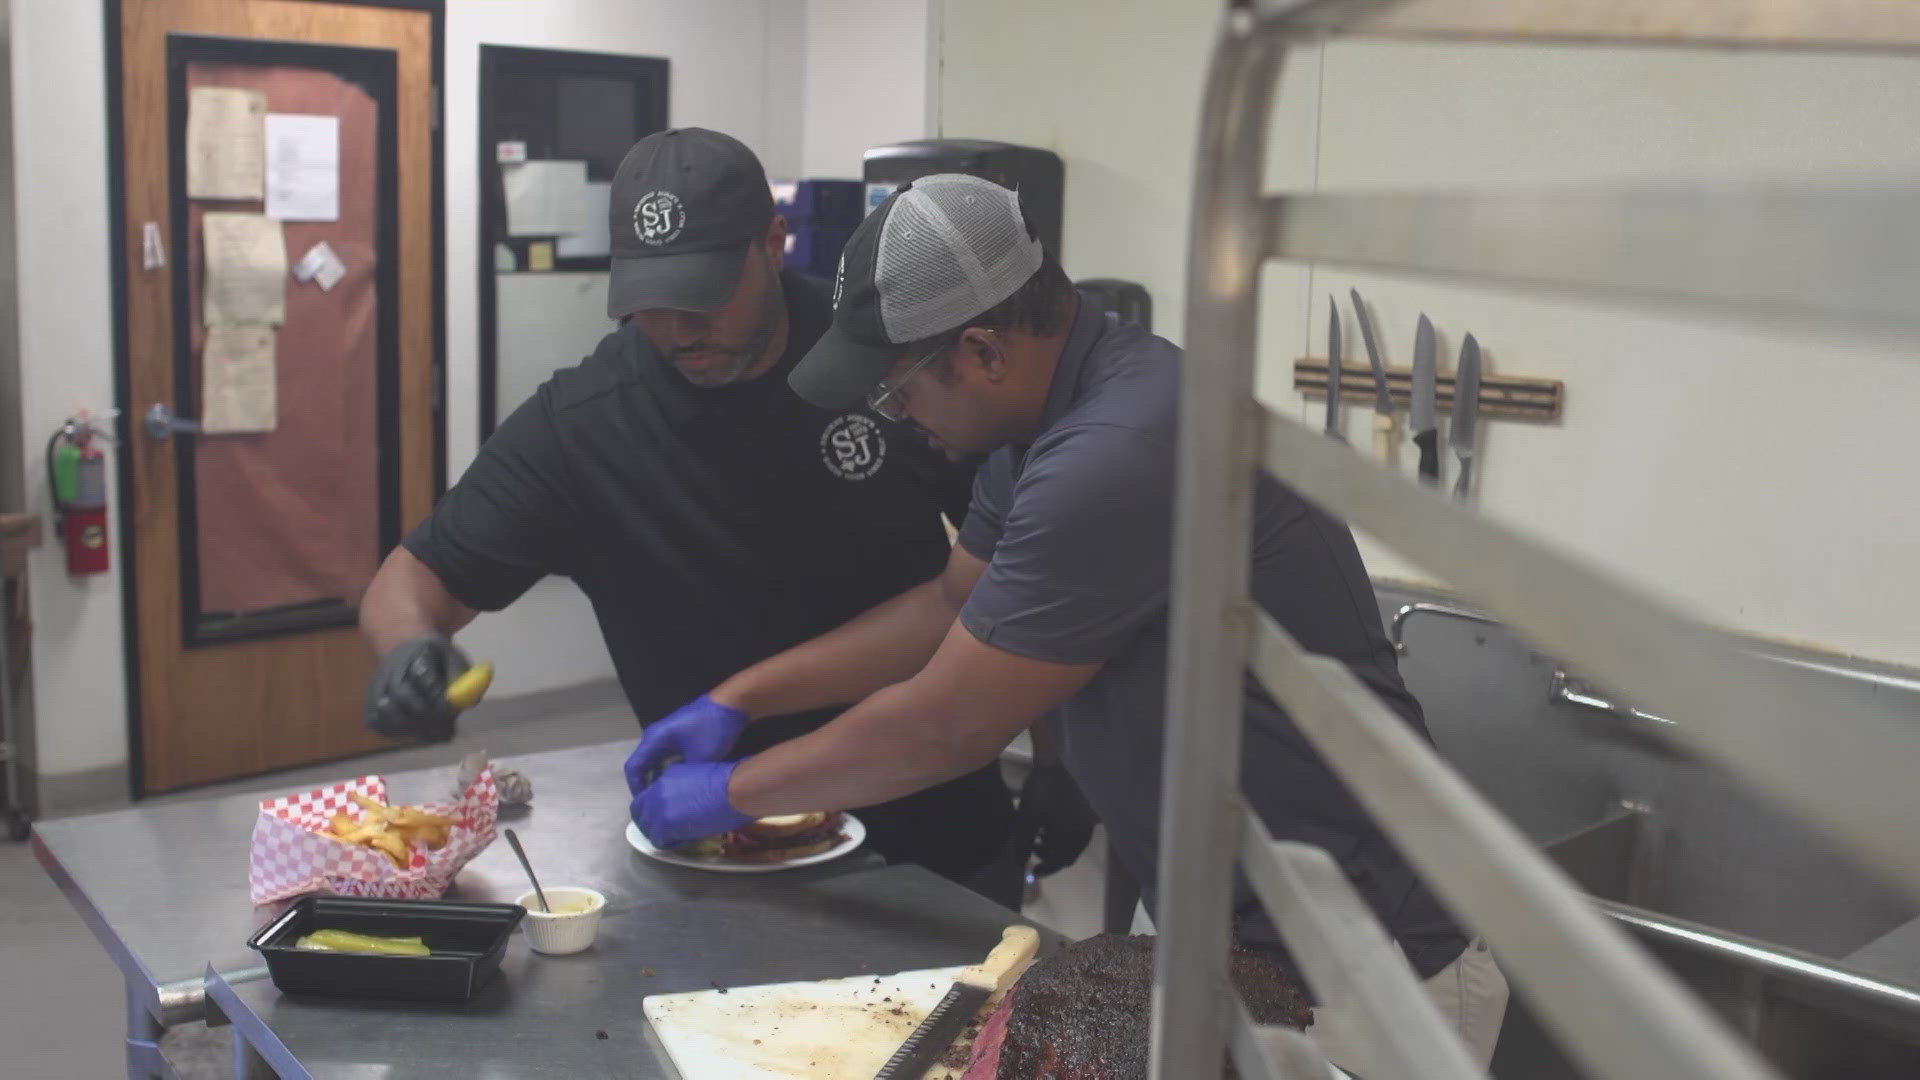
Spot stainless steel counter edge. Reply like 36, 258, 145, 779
32, 829, 168, 1013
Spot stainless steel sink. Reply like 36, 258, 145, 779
1484, 804, 1920, 1078
1378, 585, 1920, 1078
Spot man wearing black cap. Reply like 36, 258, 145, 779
357, 130, 1023, 905
630, 173, 1509, 1068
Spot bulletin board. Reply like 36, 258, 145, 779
168, 36, 400, 646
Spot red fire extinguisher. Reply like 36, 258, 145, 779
48, 416, 111, 576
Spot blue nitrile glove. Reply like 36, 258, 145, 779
624, 694, 751, 797
633, 760, 753, 850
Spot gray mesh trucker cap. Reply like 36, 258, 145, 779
789, 173, 1045, 409
606, 128, 774, 318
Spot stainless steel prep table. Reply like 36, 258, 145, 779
32, 739, 887, 1079
207, 863, 1058, 1079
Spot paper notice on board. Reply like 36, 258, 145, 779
204, 212, 287, 325
201, 324, 278, 434
186, 87, 266, 200
264, 114, 339, 221
556, 181, 612, 258
292, 241, 347, 291
503, 160, 589, 236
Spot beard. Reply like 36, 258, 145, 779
670, 347, 759, 388
666, 261, 784, 388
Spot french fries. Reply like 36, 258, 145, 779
318, 791, 458, 869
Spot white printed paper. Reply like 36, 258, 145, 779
142, 222, 166, 270
555, 181, 612, 258
203, 212, 287, 326
503, 160, 589, 236
292, 241, 347, 292
186, 87, 265, 200
201, 324, 278, 434
264, 114, 339, 222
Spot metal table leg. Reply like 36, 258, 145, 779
126, 981, 170, 1080
204, 967, 308, 1080
1103, 839, 1141, 933
232, 1028, 276, 1080
0, 578, 30, 842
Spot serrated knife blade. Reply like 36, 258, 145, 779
873, 925, 1039, 1080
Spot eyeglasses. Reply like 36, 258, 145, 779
867, 346, 945, 422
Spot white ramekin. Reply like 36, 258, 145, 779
517, 887, 606, 955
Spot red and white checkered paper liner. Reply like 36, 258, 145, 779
249, 767, 499, 904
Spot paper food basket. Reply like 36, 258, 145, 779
249, 762, 499, 905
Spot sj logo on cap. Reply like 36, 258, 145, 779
633, 191, 685, 246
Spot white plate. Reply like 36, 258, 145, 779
624, 814, 866, 873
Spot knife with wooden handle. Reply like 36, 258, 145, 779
1350, 288, 1396, 465
873, 925, 1040, 1079
1411, 314, 1440, 486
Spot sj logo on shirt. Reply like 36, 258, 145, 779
820, 414, 886, 481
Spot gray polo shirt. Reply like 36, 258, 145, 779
956, 293, 1467, 977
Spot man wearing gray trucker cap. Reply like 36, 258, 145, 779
632, 173, 1509, 1068
358, 133, 1026, 906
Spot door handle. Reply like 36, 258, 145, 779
143, 403, 201, 440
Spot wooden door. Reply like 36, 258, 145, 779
115, 0, 438, 793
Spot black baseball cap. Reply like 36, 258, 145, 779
790, 174, 1044, 410
606, 128, 775, 318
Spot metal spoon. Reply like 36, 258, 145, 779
503, 828, 550, 913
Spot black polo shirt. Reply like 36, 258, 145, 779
405, 270, 1012, 879
955, 293, 1468, 975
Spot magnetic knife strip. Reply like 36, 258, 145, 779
1292, 359, 1562, 422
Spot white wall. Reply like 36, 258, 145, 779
939, 4, 1920, 667
0, 0, 22, 518
937, 0, 1324, 336
9, 0, 121, 778
794, 0, 931, 179
1294, 40, 1920, 665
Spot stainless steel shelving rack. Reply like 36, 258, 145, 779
1148, 3, 1920, 1078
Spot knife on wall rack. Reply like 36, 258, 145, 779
1349, 288, 1397, 464
1324, 296, 1346, 442
1410, 314, 1440, 486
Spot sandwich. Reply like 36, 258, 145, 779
677, 811, 846, 863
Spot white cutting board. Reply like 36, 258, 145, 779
645, 966, 978, 1080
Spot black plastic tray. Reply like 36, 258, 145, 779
249, 894, 526, 1003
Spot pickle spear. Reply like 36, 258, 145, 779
295, 929, 431, 956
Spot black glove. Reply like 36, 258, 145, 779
364, 634, 470, 742
1017, 764, 1098, 877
